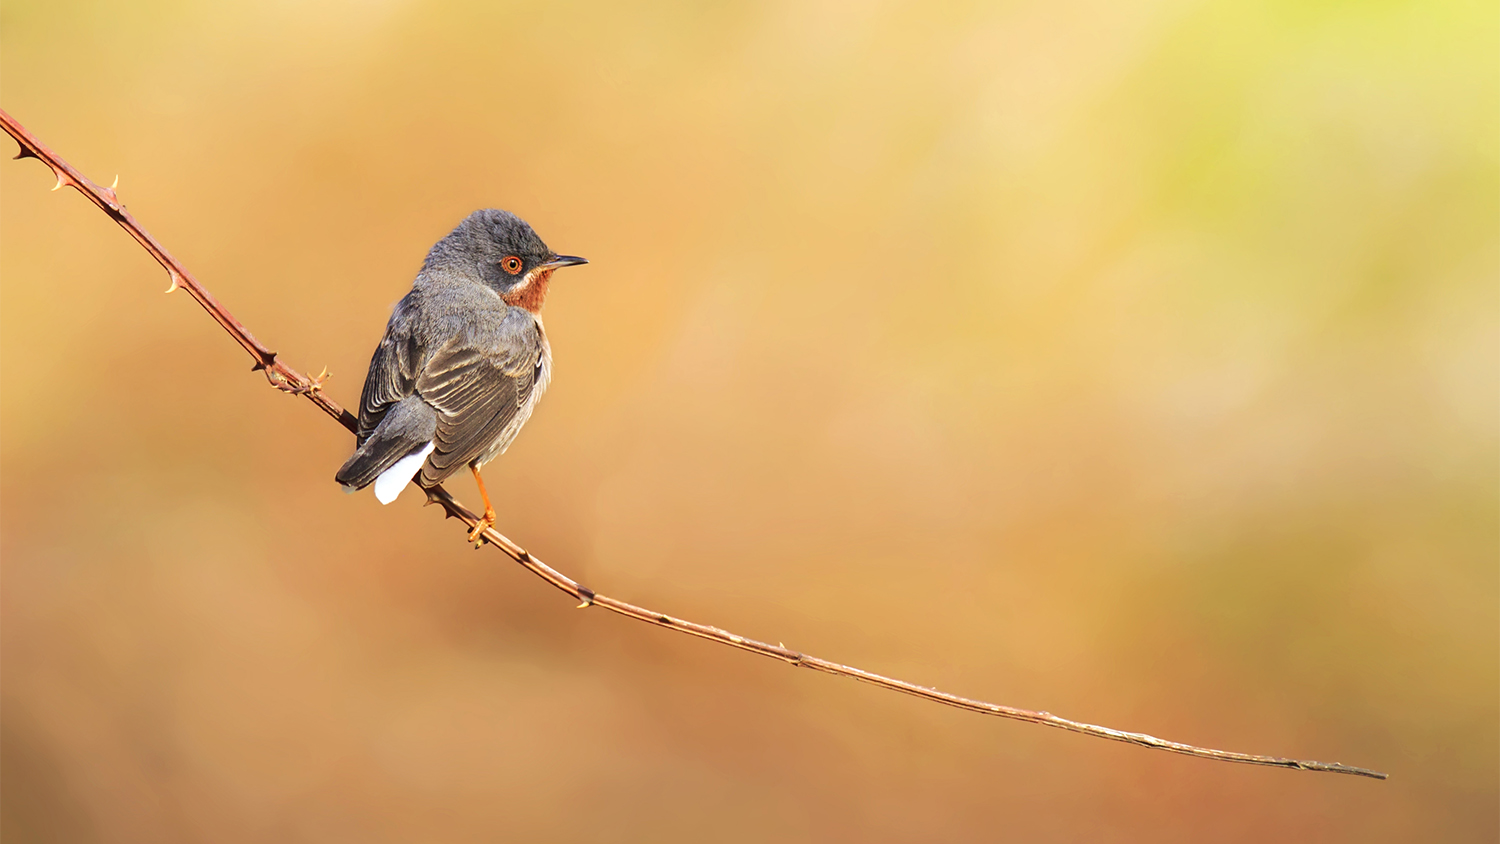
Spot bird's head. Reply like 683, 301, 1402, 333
428, 208, 587, 312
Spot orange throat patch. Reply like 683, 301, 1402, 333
500, 267, 554, 313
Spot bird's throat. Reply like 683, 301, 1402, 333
500, 268, 554, 314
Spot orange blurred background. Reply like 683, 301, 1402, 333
2, 1, 1495, 841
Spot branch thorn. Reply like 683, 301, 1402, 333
164, 270, 181, 294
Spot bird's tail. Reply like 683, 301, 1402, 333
334, 396, 438, 503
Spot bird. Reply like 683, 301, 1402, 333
335, 209, 586, 543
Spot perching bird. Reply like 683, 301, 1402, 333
335, 209, 586, 542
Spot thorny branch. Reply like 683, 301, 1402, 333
0, 107, 1387, 781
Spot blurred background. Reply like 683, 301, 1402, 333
2, 0, 1495, 841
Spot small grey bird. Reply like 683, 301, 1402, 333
335, 209, 586, 541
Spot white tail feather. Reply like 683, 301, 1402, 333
373, 442, 435, 504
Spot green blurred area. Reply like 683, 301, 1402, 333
1, 0, 1495, 841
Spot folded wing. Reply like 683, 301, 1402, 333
415, 315, 543, 488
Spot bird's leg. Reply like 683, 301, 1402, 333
468, 464, 497, 545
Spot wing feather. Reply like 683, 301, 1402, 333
355, 303, 421, 444
415, 315, 544, 483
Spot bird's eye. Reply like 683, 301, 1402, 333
501, 256, 523, 275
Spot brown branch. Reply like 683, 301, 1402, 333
0, 106, 1388, 781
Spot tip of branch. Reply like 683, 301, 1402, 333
1309, 761, 1389, 780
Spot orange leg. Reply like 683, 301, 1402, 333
468, 464, 497, 544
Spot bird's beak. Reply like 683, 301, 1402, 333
543, 255, 588, 269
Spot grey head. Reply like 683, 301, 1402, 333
422, 209, 587, 300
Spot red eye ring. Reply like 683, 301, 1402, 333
501, 256, 523, 275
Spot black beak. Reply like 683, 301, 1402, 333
543, 255, 588, 269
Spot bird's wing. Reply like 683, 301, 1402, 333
355, 303, 422, 444
415, 313, 543, 484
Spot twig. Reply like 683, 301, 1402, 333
0, 106, 1388, 781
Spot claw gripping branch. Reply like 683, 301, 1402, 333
0, 106, 1387, 781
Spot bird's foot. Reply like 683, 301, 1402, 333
468, 512, 495, 547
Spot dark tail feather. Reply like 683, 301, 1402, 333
335, 396, 438, 491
